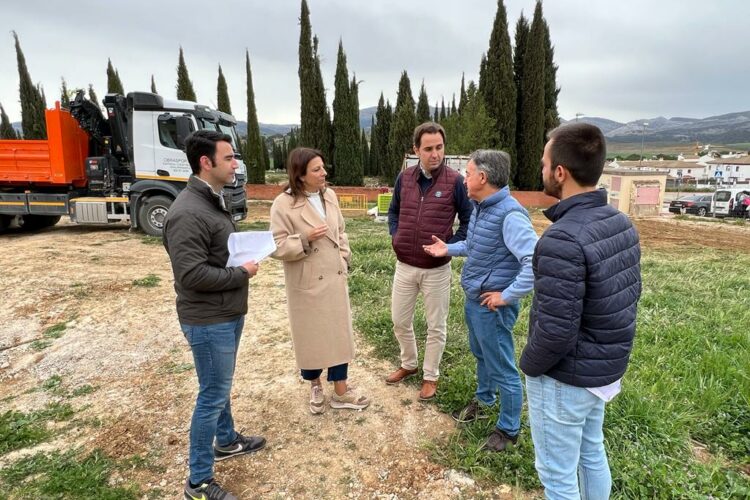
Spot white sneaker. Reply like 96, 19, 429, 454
330, 390, 370, 410
310, 384, 325, 414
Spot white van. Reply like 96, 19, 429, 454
713, 187, 750, 218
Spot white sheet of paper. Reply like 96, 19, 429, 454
226, 231, 276, 267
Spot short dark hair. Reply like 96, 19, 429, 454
469, 149, 510, 188
284, 147, 326, 200
413, 122, 446, 148
185, 130, 233, 175
547, 123, 607, 186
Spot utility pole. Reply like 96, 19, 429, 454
639, 121, 649, 166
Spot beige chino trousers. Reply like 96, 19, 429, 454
391, 260, 452, 381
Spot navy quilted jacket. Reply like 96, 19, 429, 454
520, 189, 642, 387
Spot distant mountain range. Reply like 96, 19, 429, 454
12, 108, 750, 144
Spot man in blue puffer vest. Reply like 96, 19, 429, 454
424, 149, 538, 452
520, 123, 641, 499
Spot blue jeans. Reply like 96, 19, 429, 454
181, 316, 244, 485
526, 375, 611, 500
464, 299, 522, 436
300, 363, 348, 382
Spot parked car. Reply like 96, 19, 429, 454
713, 188, 750, 218
668, 194, 713, 216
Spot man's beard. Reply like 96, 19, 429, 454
542, 172, 562, 199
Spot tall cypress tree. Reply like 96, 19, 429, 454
0, 103, 18, 139
542, 16, 561, 137
14, 32, 46, 140
483, 0, 516, 162
176, 48, 197, 102
217, 65, 232, 115
370, 94, 391, 178
349, 74, 363, 185
517, 1, 546, 190
458, 73, 468, 114
513, 12, 529, 186
60, 78, 70, 109
298, 0, 315, 147
416, 82, 431, 124
245, 50, 265, 183
478, 53, 488, 97
361, 129, 370, 177
88, 84, 99, 105
332, 40, 361, 185
262, 138, 271, 171
441, 82, 495, 155
440, 97, 446, 121
387, 71, 416, 185
311, 36, 333, 164
106, 58, 125, 95
151, 75, 158, 94
433, 101, 439, 123
450, 94, 457, 116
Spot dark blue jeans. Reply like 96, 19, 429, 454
181, 316, 244, 485
300, 363, 348, 382
464, 299, 522, 436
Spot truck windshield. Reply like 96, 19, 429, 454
199, 118, 240, 153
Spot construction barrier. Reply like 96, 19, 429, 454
337, 193, 368, 216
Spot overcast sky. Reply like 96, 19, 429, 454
2, 0, 749, 126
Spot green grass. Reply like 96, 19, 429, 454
1, 449, 141, 499
132, 274, 161, 288
0, 403, 75, 455
346, 217, 750, 498
238, 220, 270, 231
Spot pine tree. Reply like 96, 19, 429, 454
517, 1, 546, 190
387, 71, 416, 185
14, 31, 46, 139
245, 50, 265, 183
440, 98, 446, 121
416, 82, 431, 124
361, 129, 370, 177
106, 58, 125, 94
542, 16, 561, 137
332, 40, 362, 186
151, 75, 158, 94
513, 12, 530, 186
176, 48, 197, 102
0, 103, 18, 139
441, 82, 495, 155
459, 73, 468, 114
217, 65, 232, 114
483, 0, 516, 162
88, 84, 99, 106
60, 78, 70, 109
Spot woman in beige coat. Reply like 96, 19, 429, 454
270, 147, 370, 414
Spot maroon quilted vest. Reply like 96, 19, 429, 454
392, 163, 458, 269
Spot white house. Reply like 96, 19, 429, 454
705, 156, 750, 184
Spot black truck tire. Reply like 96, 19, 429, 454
138, 195, 173, 237
20, 214, 61, 231
0, 214, 14, 232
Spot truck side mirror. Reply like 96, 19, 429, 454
175, 116, 192, 150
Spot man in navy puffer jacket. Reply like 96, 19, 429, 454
520, 123, 641, 500
424, 149, 538, 452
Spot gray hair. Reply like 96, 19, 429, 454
469, 149, 510, 188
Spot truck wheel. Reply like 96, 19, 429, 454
20, 215, 61, 231
138, 195, 173, 237
0, 214, 13, 232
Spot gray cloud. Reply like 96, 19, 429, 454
1, 0, 748, 125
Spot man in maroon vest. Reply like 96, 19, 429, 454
386, 122, 472, 400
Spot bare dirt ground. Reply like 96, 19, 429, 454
1, 207, 747, 499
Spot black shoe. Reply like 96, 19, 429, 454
451, 399, 489, 424
184, 478, 237, 500
481, 428, 518, 452
214, 432, 266, 462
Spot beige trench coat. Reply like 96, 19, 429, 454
270, 188, 355, 370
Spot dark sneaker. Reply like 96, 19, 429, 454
451, 399, 490, 424
481, 428, 518, 452
184, 478, 236, 500
214, 432, 266, 462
